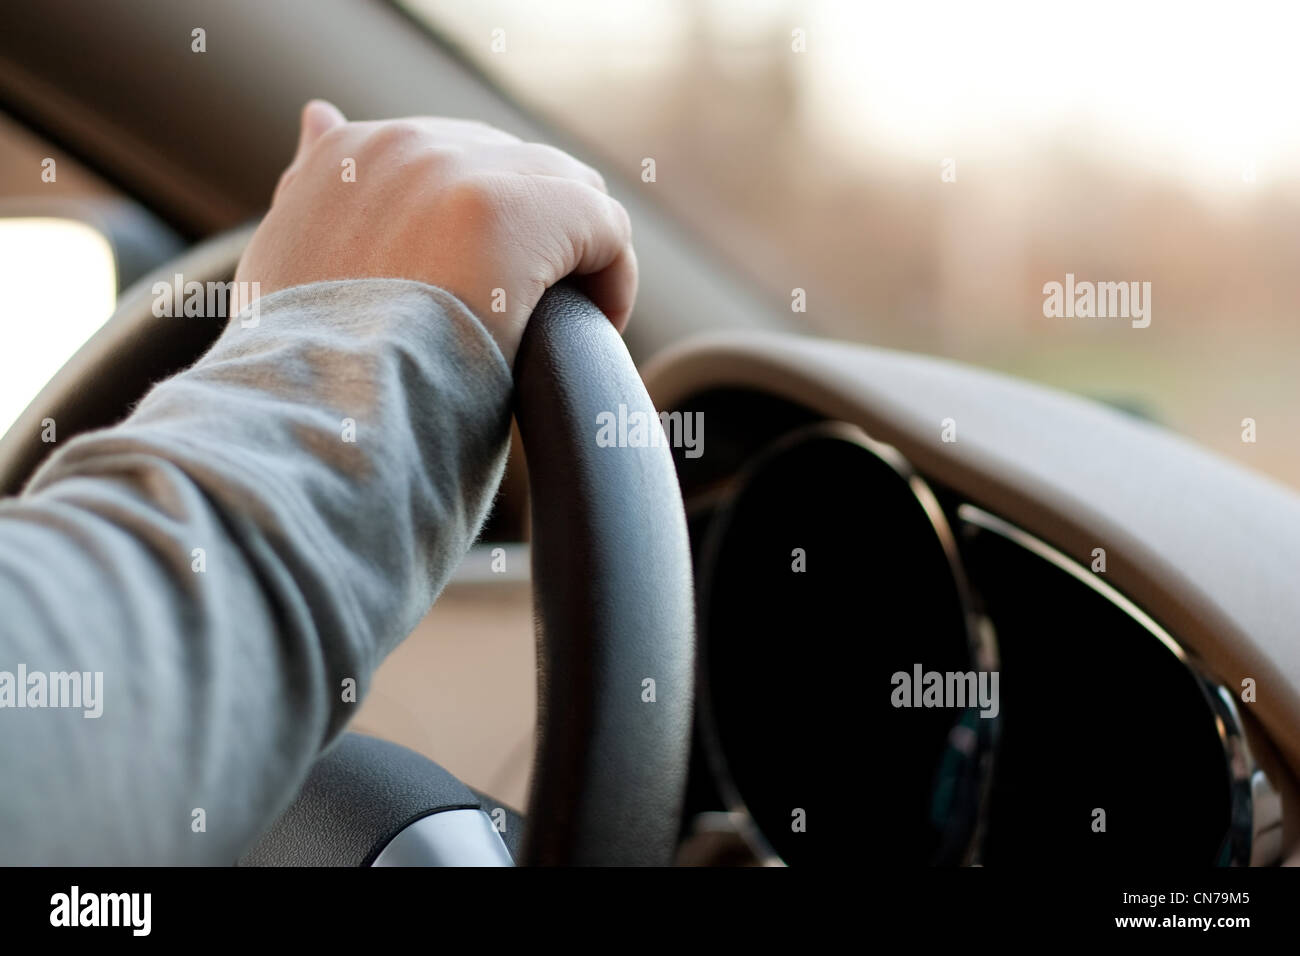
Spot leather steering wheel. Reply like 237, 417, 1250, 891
0, 226, 696, 866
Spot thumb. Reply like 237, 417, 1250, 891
294, 99, 346, 158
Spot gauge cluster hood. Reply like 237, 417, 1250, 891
644, 331, 1300, 780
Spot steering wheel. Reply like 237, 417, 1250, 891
0, 226, 696, 866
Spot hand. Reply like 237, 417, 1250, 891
235, 100, 637, 364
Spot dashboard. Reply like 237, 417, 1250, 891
668, 387, 1284, 867
359, 332, 1300, 868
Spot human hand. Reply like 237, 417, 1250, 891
235, 100, 637, 364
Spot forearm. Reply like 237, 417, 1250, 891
0, 279, 511, 864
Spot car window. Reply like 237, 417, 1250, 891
403, 0, 1300, 490
0, 112, 118, 437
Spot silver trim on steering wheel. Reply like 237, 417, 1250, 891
370, 809, 514, 867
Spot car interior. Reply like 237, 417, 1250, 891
1, 0, 1298, 869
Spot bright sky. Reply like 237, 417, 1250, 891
415, 0, 1300, 188
802, 0, 1300, 188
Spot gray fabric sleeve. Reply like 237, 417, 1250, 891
0, 278, 513, 864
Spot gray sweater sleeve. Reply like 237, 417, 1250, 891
0, 278, 513, 864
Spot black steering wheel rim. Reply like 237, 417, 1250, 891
0, 227, 696, 866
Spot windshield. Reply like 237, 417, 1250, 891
403, 0, 1300, 490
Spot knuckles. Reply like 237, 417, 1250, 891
432, 174, 514, 230
282, 117, 627, 256
363, 118, 427, 152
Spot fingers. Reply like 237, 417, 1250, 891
563, 186, 637, 331
576, 244, 639, 333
